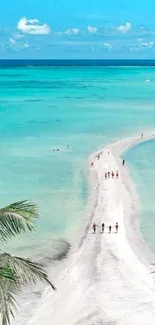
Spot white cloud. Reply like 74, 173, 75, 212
87, 25, 98, 34
9, 37, 30, 50
17, 17, 51, 35
13, 33, 24, 40
103, 43, 112, 49
116, 22, 131, 33
138, 38, 154, 48
65, 28, 79, 35
24, 42, 29, 48
58, 28, 80, 36
141, 41, 154, 48
9, 38, 16, 44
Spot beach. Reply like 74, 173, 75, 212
2, 64, 155, 325
25, 133, 155, 325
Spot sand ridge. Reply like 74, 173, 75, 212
27, 133, 155, 325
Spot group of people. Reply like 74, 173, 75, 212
52, 145, 70, 152
105, 170, 119, 179
53, 148, 60, 152
92, 222, 119, 234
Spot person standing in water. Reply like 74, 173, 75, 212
122, 159, 125, 166
141, 133, 144, 139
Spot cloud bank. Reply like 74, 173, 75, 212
61, 28, 79, 35
17, 17, 51, 35
87, 25, 98, 34
116, 22, 132, 33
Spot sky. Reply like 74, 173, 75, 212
1, 0, 155, 59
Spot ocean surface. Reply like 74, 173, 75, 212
1, 60, 155, 263
125, 139, 155, 252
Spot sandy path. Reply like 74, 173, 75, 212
27, 133, 155, 325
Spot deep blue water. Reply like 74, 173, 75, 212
0, 59, 155, 67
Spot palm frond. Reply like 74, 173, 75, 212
0, 253, 56, 291
0, 273, 20, 325
0, 200, 38, 242
0, 267, 15, 281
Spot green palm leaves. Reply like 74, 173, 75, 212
0, 200, 56, 325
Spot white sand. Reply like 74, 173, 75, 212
28, 133, 155, 325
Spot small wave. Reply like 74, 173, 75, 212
24, 99, 45, 102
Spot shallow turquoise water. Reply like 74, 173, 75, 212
1, 66, 155, 258
125, 139, 155, 252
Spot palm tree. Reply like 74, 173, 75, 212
0, 200, 56, 325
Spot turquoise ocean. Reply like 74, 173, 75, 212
1, 61, 155, 263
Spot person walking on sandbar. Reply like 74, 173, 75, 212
109, 225, 112, 233
101, 223, 105, 233
92, 223, 97, 234
115, 222, 119, 233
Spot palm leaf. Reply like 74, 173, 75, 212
0, 274, 20, 325
0, 266, 15, 281
0, 253, 56, 290
0, 253, 56, 324
0, 201, 56, 324
0, 200, 38, 242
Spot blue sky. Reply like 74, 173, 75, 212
1, 0, 155, 59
